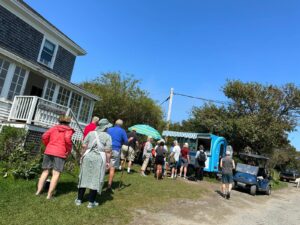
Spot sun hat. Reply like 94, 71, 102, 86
58, 115, 71, 123
97, 118, 112, 132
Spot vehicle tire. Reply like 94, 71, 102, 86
250, 185, 257, 196
265, 185, 271, 195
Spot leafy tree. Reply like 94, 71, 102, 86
185, 81, 300, 156
81, 72, 163, 129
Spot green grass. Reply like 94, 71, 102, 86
0, 166, 205, 225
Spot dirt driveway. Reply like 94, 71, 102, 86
130, 180, 300, 225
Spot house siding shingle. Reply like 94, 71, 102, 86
0, 5, 43, 64
0, 5, 75, 81
53, 46, 75, 81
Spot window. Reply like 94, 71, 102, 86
38, 39, 57, 68
79, 98, 91, 123
7, 66, 26, 100
44, 81, 56, 101
56, 86, 70, 106
70, 92, 82, 118
0, 58, 10, 95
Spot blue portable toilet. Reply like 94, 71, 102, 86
162, 131, 229, 173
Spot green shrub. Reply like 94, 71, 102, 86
0, 126, 42, 180
0, 126, 27, 161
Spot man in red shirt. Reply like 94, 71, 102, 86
179, 143, 190, 179
83, 116, 99, 139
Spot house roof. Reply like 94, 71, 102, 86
9, 0, 86, 56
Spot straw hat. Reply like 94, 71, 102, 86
58, 115, 71, 123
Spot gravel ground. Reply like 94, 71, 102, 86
130, 180, 300, 225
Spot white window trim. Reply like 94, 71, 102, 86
20, 70, 29, 95
52, 84, 60, 103
37, 36, 59, 69
1, 63, 16, 99
41, 79, 49, 98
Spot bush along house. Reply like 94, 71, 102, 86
0, 0, 99, 150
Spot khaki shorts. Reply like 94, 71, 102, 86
110, 150, 120, 168
120, 145, 135, 161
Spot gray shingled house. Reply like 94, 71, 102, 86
0, 0, 99, 145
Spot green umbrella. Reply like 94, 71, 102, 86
128, 124, 162, 140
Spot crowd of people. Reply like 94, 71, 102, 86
35, 116, 235, 208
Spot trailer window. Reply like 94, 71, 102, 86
197, 138, 211, 154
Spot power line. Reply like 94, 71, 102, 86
174, 92, 230, 105
159, 96, 170, 106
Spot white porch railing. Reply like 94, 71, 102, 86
8, 96, 85, 142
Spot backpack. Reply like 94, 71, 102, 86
197, 151, 206, 163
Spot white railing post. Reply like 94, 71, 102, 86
26, 96, 38, 124
7, 96, 17, 121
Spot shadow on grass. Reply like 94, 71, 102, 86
55, 181, 78, 197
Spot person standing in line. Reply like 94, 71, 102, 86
36, 116, 74, 199
83, 116, 99, 139
220, 150, 235, 199
170, 140, 181, 179
140, 136, 153, 176
76, 119, 112, 208
195, 145, 207, 181
107, 119, 128, 192
179, 143, 190, 179
155, 141, 167, 180
120, 128, 138, 174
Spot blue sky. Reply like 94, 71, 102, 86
26, 0, 300, 149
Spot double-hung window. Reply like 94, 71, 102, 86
79, 98, 91, 123
56, 86, 70, 106
44, 81, 56, 101
70, 92, 82, 118
7, 66, 26, 101
38, 39, 57, 68
0, 58, 10, 95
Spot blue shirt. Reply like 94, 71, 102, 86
107, 125, 128, 151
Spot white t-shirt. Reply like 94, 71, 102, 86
172, 145, 181, 161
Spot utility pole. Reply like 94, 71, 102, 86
166, 88, 174, 131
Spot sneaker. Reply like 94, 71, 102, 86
140, 172, 147, 177
87, 202, 98, 208
93, 201, 99, 206
75, 199, 82, 206
183, 176, 187, 180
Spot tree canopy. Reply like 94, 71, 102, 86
81, 72, 163, 129
182, 80, 300, 156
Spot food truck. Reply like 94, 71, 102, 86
162, 131, 231, 173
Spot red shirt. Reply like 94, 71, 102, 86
83, 122, 97, 138
181, 147, 190, 159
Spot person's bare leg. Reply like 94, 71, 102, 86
108, 167, 115, 187
127, 161, 132, 172
179, 166, 183, 177
36, 169, 49, 195
228, 183, 232, 192
171, 167, 175, 178
47, 170, 60, 199
222, 183, 226, 195
184, 166, 187, 178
